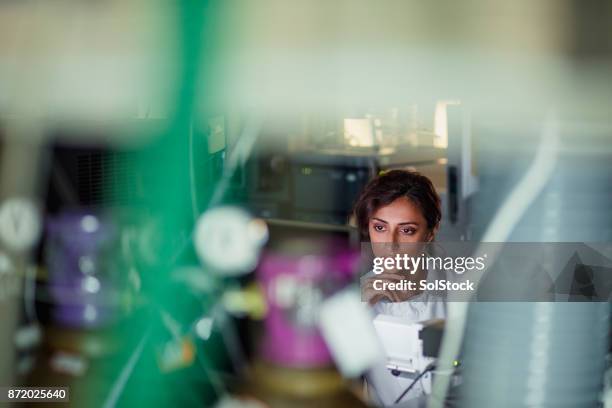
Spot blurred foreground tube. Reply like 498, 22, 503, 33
458, 122, 612, 407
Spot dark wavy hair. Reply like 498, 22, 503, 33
352, 169, 441, 240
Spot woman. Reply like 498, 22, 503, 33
352, 169, 445, 406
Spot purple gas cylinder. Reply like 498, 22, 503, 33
257, 245, 359, 368
46, 212, 120, 328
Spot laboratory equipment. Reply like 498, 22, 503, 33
441, 124, 612, 408
373, 315, 436, 378
46, 212, 125, 328
290, 153, 374, 225
194, 206, 268, 276
230, 238, 367, 407
0, 197, 42, 252
257, 244, 358, 367
460, 303, 609, 408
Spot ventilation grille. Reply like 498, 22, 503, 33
76, 152, 138, 206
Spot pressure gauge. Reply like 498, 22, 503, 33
0, 198, 41, 252
194, 207, 268, 276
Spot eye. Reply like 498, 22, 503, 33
373, 224, 386, 232
401, 227, 416, 235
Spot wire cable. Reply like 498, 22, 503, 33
102, 327, 152, 408
394, 362, 437, 404
188, 119, 199, 222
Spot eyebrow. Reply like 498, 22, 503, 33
371, 217, 419, 226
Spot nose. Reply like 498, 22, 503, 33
391, 229, 400, 250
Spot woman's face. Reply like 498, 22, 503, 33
368, 196, 433, 244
